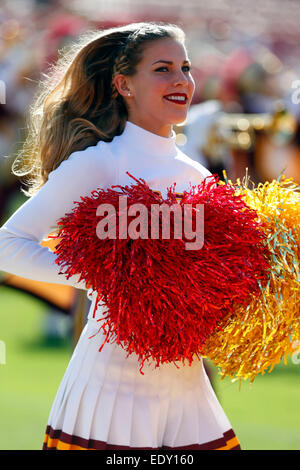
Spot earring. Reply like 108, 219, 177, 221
128, 91, 131, 96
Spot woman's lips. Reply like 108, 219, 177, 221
163, 95, 188, 105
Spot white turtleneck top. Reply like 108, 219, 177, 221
0, 120, 212, 292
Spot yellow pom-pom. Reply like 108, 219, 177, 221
202, 175, 300, 383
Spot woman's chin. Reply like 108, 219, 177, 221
170, 115, 188, 126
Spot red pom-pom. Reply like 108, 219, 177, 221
52, 173, 271, 372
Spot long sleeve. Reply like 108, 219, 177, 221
0, 145, 116, 289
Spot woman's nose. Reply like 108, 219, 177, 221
172, 70, 189, 86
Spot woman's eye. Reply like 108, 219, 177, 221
155, 65, 191, 72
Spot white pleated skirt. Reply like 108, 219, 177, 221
43, 294, 241, 450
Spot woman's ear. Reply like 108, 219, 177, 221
113, 74, 133, 98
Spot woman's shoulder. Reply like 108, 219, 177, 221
67, 139, 115, 166
49, 140, 115, 177
46, 140, 117, 190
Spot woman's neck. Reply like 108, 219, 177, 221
127, 118, 173, 138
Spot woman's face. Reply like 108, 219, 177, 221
115, 37, 195, 137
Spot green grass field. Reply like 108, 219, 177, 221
0, 286, 299, 450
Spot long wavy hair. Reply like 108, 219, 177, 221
12, 22, 185, 197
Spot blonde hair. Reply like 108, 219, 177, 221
12, 22, 185, 197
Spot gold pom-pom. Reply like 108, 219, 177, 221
202, 172, 300, 383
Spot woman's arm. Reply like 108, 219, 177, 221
0, 145, 115, 290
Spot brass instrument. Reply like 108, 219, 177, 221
200, 105, 297, 161
174, 102, 299, 181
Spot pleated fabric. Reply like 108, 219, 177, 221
43, 295, 241, 450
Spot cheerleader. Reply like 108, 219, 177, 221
0, 22, 241, 450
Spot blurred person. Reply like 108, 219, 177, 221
217, 48, 284, 182
0, 22, 241, 450
254, 91, 300, 183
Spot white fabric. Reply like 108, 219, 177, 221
180, 100, 224, 165
48, 315, 232, 447
0, 120, 233, 447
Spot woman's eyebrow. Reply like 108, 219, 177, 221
152, 59, 191, 65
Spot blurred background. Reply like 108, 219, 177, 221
0, 0, 300, 450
